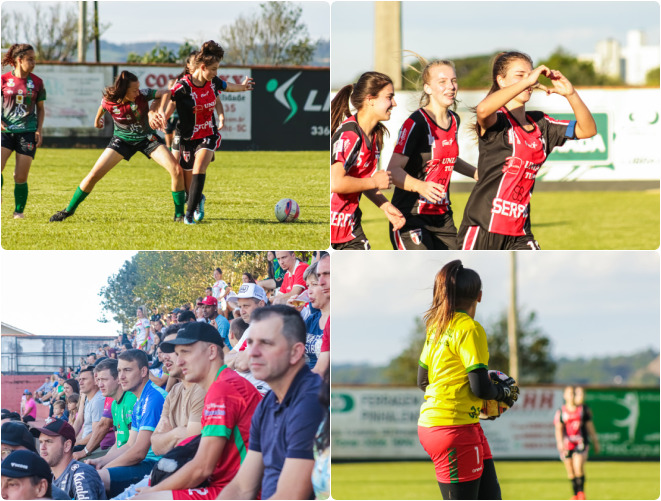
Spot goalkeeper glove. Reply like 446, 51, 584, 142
491, 373, 520, 408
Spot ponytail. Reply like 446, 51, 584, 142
174, 50, 199, 81
331, 71, 393, 151
103, 71, 138, 103
423, 260, 481, 342
2, 43, 34, 67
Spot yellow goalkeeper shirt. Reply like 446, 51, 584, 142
418, 311, 489, 427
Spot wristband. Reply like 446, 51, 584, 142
84, 446, 90, 456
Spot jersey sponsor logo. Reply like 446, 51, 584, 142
330, 211, 354, 228
441, 139, 453, 147
525, 140, 538, 149
193, 119, 214, 135
397, 126, 410, 147
204, 408, 226, 417
491, 198, 528, 218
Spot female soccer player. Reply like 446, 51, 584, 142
459, 51, 597, 250
417, 260, 519, 499
555, 386, 600, 500
387, 58, 477, 250
161, 40, 254, 224
1, 43, 46, 219
330, 71, 405, 250
49, 71, 186, 222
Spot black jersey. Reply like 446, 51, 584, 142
461, 107, 573, 236
391, 108, 460, 216
171, 75, 227, 141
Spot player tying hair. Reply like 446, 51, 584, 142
387, 56, 477, 250
1, 43, 46, 219
160, 40, 254, 225
330, 71, 405, 250
417, 260, 519, 500
49, 70, 186, 222
555, 386, 600, 500
459, 51, 597, 250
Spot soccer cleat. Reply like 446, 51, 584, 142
49, 209, 72, 222
13, 212, 25, 219
576, 492, 586, 500
194, 194, 206, 222
184, 215, 196, 225
173, 215, 184, 223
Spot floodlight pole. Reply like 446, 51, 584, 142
374, 2, 402, 90
508, 252, 520, 381
94, 1, 101, 63
77, 1, 87, 62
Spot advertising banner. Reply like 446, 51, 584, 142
332, 386, 660, 460
373, 89, 660, 181
252, 68, 329, 150
117, 65, 252, 141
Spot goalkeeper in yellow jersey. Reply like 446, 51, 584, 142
417, 260, 519, 499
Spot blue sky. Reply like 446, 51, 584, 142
332, 1, 660, 87
2, 1, 330, 45
332, 251, 660, 365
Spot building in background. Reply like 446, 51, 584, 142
581, 29, 660, 85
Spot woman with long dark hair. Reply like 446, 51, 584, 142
162, 40, 254, 224
50, 71, 185, 222
1, 43, 46, 219
459, 51, 597, 250
330, 71, 405, 250
388, 57, 477, 250
418, 260, 519, 499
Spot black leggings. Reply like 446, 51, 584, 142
438, 458, 501, 500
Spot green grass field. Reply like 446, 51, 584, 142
360, 189, 660, 250
1, 149, 328, 250
332, 460, 660, 500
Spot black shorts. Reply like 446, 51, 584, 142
390, 212, 458, 250
178, 133, 221, 171
458, 224, 541, 250
332, 224, 371, 250
165, 116, 179, 134
1, 131, 37, 158
107, 134, 164, 161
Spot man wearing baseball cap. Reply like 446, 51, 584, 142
1, 422, 38, 459
198, 295, 230, 350
134, 322, 261, 500
1, 449, 53, 500
36, 418, 106, 500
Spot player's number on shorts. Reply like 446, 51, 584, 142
311, 125, 330, 136
474, 446, 480, 465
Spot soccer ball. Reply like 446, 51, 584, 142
479, 370, 512, 420
274, 198, 300, 223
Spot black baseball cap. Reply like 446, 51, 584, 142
162, 322, 224, 351
1, 450, 52, 481
1, 422, 37, 452
177, 310, 196, 323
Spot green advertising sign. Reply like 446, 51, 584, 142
586, 388, 660, 458
547, 113, 610, 162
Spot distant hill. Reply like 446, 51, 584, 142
85, 39, 330, 66
332, 349, 661, 386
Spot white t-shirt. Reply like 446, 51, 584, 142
133, 318, 151, 349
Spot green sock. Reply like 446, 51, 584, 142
172, 190, 186, 217
66, 186, 90, 214
14, 182, 28, 213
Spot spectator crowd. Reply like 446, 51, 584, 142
1, 251, 330, 501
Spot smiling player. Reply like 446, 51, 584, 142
387, 58, 478, 250
330, 71, 404, 250
459, 51, 597, 250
